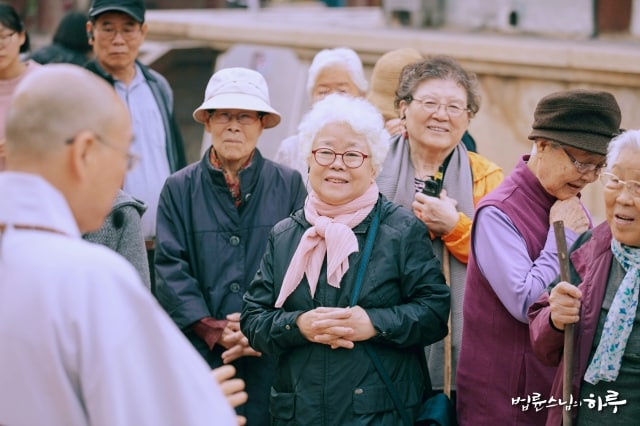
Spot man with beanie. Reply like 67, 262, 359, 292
456, 89, 622, 426
85, 0, 186, 292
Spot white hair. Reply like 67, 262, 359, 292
298, 94, 390, 176
306, 47, 368, 96
607, 129, 640, 169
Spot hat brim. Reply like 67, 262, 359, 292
193, 93, 281, 129
89, 6, 144, 23
528, 129, 612, 156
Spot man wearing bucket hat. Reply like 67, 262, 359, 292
155, 67, 306, 425
457, 89, 622, 425
85, 0, 186, 292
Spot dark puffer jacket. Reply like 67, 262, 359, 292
241, 196, 450, 425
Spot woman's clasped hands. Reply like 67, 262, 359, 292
296, 306, 377, 349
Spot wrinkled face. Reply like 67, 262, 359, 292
400, 78, 470, 153
0, 24, 24, 72
307, 122, 375, 206
88, 12, 146, 76
204, 109, 264, 163
533, 140, 605, 200
311, 64, 362, 103
604, 147, 640, 247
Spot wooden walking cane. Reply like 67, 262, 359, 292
442, 247, 452, 398
553, 221, 574, 426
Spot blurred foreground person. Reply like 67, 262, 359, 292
0, 64, 238, 426
529, 129, 640, 425
242, 94, 450, 424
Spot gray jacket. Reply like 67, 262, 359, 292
83, 190, 151, 289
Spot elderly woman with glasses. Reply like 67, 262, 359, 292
457, 89, 622, 426
0, 2, 40, 170
241, 94, 450, 424
376, 55, 503, 401
528, 129, 640, 425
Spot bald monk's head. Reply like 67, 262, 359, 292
5, 64, 133, 233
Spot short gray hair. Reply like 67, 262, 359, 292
298, 94, 390, 176
306, 47, 368, 96
607, 129, 640, 169
395, 55, 481, 117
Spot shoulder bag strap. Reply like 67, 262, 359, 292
349, 207, 414, 426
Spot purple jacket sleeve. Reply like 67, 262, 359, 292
474, 206, 578, 323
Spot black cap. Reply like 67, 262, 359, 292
89, 0, 145, 23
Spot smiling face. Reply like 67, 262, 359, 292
530, 140, 605, 200
400, 78, 470, 154
307, 122, 375, 206
605, 146, 640, 247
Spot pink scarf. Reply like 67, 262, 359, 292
274, 183, 380, 308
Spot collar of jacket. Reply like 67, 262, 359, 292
201, 146, 265, 191
85, 59, 157, 86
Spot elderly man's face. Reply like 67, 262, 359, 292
604, 146, 640, 247
205, 109, 264, 164
88, 12, 147, 77
533, 140, 605, 200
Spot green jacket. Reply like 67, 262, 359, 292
241, 196, 450, 425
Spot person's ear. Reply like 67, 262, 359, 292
66, 131, 96, 181
86, 22, 94, 45
140, 22, 149, 39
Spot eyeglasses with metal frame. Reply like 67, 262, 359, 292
410, 97, 470, 117
562, 147, 606, 175
66, 133, 139, 171
599, 172, 640, 198
311, 147, 369, 169
95, 25, 141, 41
208, 110, 262, 125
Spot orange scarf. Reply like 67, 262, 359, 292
274, 183, 379, 308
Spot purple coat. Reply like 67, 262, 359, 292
457, 157, 557, 426
528, 222, 613, 425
